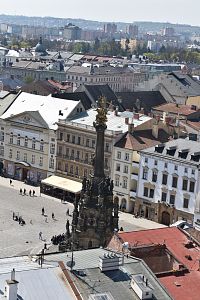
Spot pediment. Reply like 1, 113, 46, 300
4, 111, 49, 129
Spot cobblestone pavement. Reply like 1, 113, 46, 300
0, 177, 165, 258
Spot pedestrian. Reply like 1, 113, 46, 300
10, 179, 12, 185
42, 207, 45, 216
33, 190, 35, 197
52, 212, 54, 219
23, 188, 26, 195
44, 243, 47, 250
13, 212, 15, 220
29, 190, 32, 197
19, 188, 22, 195
67, 208, 69, 216
39, 231, 42, 240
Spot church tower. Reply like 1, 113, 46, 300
62, 97, 119, 250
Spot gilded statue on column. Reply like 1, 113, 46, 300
95, 96, 107, 126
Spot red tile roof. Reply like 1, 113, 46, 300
153, 103, 199, 116
119, 227, 200, 300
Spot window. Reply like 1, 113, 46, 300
125, 153, 129, 161
70, 165, 73, 174
86, 139, 90, 147
170, 194, 175, 205
17, 134, 20, 146
40, 139, 44, 151
85, 153, 89, 163
154, 160, 158, 166
10, 133, 13, 144
122, 177, 128, 189
76, 151, 80, 159
192, 169, 195, 175
24, 153, 27, 162
75, 166, 79, 176
0, 131, 4, 142
32, 138, 36, 150
59, 132, 63, 140
143, 187, 148, 197
105, 158, 108, 169
71, 149, 74, 159
145, 157, 148, 163
116, 164, 120, 172
77, 136, 81, 145
64, 148, 69, 158
152, 170, 157, 182
174, 165, 178, 171
50, 143, 55, 154
84, 169, 87, 177
49, 157, 54, 169
72, 135, 75, 144
183, 198, 189, 209
143, 168, 148, 180
65, 163, 68, 172
172, 176, 178, 188
184, 167, 188, 173
115, 176, 119, 187
105, 143, 109, 152
149, 189, 154, 198
117, 151, 121, 159
67, 134, 70, 142
92, 140, 95, 148
9, 149, 12, 158
162, 173, 168, 185
189, 181, 195, 193
124, 165, 128, 173
0, 148, 4, 156
32, 155, 35, 164
161, 192, 167, 202
164, 162, 168, 169
39, 157, 43, 166
182, 179, 188, 191
16, 151, 20, 160
24, 136, 28, 147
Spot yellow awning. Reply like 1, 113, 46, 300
41, 175, 82, 194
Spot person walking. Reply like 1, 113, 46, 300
66, 208, 69, 216
19, 188, 22, 195
10, 179, 12, 185
29, 190, 32, 197
23, 188, 26, 195
39, 231, 42, 240
52, 212, 55, 219
33, 190, 35, 197
13, 212, 15, 220
42, 207, 45, 216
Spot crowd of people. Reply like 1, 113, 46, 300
51, 234, 65, 245
13, 212, 26, 225
19, 188, 36, 196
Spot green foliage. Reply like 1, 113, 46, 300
24, 76, 34, 84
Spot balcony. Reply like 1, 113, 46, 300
131, 172, 138, 180
130, 190, 137, 198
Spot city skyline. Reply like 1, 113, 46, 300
1, 0, 200, 27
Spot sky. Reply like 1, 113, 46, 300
1, 0, 200, 26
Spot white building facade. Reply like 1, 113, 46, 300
136, 139, 200, 225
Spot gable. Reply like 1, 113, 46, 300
3, 111, 49, 129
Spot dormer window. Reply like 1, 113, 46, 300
191, 152, 200, 162
178, 149, 189, 159
166, 146, 177, 156
155, 144, 165, 153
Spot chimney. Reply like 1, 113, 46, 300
125, 117, 129, 125
4, 269, 19, 300
114, 106, 119, 116
133, 113, 140, 120
152, 122, 159, 139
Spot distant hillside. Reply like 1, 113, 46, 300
0, 14, 200, 34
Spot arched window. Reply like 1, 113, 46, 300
122, 177, 128, 189
40, 139, 44, 151
10, 132, 13, 144
115, 176, 120, 187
